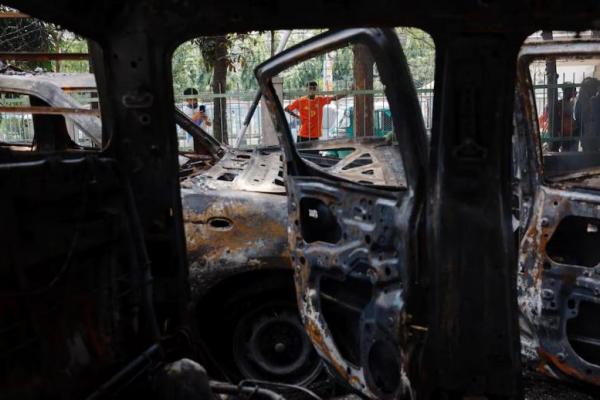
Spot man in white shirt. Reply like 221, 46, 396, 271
182, 87, 199, 120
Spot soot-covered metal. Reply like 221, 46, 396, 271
3, 1, 600, 400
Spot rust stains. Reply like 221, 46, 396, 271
538, 348, 600, 385
183, 191, 289, 271
305, 318, 350, 382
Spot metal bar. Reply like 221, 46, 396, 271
532, 83, 583, 89
175, 93, 257, 101
0, 52, 89, 61
61, 87, 98, 93
0, 12, 30, 18
175, 87, 415, 101
0, 106, 99, 116
85, 343, 161, 400
284, 88, 383, 97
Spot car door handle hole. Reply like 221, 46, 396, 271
299, 197, 342, 244
208, 217, 233, 230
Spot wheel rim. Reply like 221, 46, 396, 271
232, 303, 323, 385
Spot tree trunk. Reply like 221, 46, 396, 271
212, 36, 228, 144
353, 44, 374, 137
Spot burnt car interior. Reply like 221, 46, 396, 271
5, 1, 600, 400
514, 37, 600, 391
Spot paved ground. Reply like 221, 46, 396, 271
523, 372, 598, 400
330, 371, 600, 399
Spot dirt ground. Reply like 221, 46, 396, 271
330, 371, 600, 399
522, 371, 598, 400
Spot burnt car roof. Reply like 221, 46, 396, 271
182, 147, 286, 194
296, 136, 406, 187
3, 71, 98, 90
0, 72, 102, 147
182, 137, 406, 195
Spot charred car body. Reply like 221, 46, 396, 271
0, 69, 327, 389
182, 129, 405, 387
0, 72, 102, 151
0, 68, 405, 389
515, 38, 600, 387
5, 1, 600, 400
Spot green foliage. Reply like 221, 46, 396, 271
0, 6, 54, 70
281, 54, 324, 90
0, 7, 91, 73
0, 6, 52, 52
397, 27, 435, 88
172, 40, 211, 95
171, 29, 435, 96
172, 32, 273, 95
332, 46, 353, 87
55, 33, 89, 73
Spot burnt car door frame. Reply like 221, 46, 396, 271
516, 40, 600, 386
174, 107, 225, 159
256, 28, 427, 398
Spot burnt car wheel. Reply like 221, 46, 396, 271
195, 271, 334, 395
232, 302, 323, 385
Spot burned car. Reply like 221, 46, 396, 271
253, 28, 600, 399
181, 117, 405, 387
515, 36, 600, 387
9, 1, 600, 399
252, 29, 429, 399
0, 68, 405, 390
0, 69, 325, 389
0, 71, 102, 151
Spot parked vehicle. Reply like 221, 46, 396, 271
0, 69, 329, 390
0, 72, 101, 149
10, 32, 595, 400
180, 109, 405, 387
330, 105, 393, 139
5, 2, 600, 399
515, 37, 600, 387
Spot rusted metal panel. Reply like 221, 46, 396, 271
0, 105, 99, 115
297, 137, 406, 187
288, 177, 409, 399
518, 186, 600, 385
7, 1, 600, 398
0, 12, 30, 18
0, 73, 102, 147
182, 188, 290, 300
516, 39, 600, 389
0, 52, 89, 61
255, 28, 430, 399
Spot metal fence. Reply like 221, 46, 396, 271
4, 79, 590, 152
174, 87, 435, 149
529, 69, 600, 152
0, 84, 434, 149
0, 93, 33, 144
174, 75, 600, 153
0, 89, 99, 147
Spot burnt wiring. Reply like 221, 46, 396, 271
209, 381, 286, 400
85, 343, 163, 400
239, 378, 323, 400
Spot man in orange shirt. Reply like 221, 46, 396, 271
285, 81, 349, 142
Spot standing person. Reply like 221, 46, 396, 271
285, 81, 348, 142
182, 87, 200, 119
575, 77, 600, 151
192, 105, 212, 129
540, 84, 577, 151
179, 87, 201, 147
